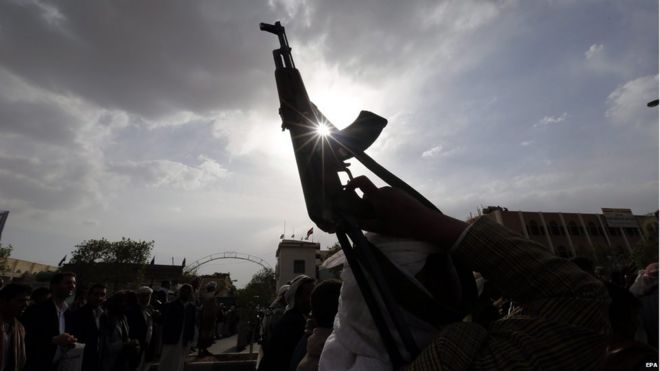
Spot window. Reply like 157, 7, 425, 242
624, 228, 639, 237
587, 222, 601, 236
608, 227, 621, 236
568, 221, 582, 236
549, 221, 563, 236
293, 260, 306, 274
527, 220, 541, 235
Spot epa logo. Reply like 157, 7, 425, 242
646, 362, 658, 368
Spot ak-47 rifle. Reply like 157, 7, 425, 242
260, 21, 475, 367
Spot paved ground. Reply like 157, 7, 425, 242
147, 335, 260, 370
207, 334, 258, 354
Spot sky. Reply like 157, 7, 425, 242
0, 0, 657, 287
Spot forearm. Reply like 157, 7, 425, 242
450, 217, 609, 330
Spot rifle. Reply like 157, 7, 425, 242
260, 21, 474, 367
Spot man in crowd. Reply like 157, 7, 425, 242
0, 283, 31, 371
69, 283, 107, 371
158, 284, 196, 371
319, 176, 612, 370
258, 275, 314, 371
127, 286, 156, 371
296, 279, 342, 371
22, 272, 78, 371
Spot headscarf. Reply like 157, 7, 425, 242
270, 284, 290, 307
137, 286, 153, 295
285, 275, 314, 312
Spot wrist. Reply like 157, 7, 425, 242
415, 211, 468, 248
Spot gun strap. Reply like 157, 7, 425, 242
352, 151, 479, 325
366, 244, 467, 328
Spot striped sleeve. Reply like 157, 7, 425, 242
408, 217, 610, 371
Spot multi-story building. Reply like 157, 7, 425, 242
275, 239, 320, 288
480, 206, 655, 266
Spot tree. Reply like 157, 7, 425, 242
631, 239, 659, 270
0, 243, 12, 274
70, 237, 154, 265
236, 267, 276, 308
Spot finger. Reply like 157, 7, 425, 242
345, 176, 378, 195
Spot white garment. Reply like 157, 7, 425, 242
157, 309, 192, 371
53, 300, 70, 364
319, 234, 438, 371
55, 343, 84, 371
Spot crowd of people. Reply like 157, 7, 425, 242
256, 176, 658, 371
1, 175, 658, 371
0, 275, 240, 371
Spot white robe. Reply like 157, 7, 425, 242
319, 234, 439, 371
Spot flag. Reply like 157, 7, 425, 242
150, 257, 155, 265
0, 210, 8, 241
58, 255, 67, 267
305, 227, 314, 240
279, 234, 284, 239
181, 258, 186, 267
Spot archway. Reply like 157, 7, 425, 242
184, 251, 272, 274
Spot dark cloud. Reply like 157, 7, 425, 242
0, 98, 79, 145
0, 0, 278, 119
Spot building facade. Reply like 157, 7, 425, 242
276, 239, 320, 288
480, 206, 654, 266
2, 257, 58, 279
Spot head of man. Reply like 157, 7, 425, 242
136, 286, 153, 306
106, 291, 128, 316
178, 284, 193, 302
87, 284, 107, 308
30, 287, 50, 305
310, 279, 342, 328
0, 284, 32, 319
285, 275, 315, 314
50, 272, 76, 301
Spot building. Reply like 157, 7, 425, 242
62, 262, 183, 291
2, 257, 58, 279
198, 272, 236, 297
480, 206, 652, 267
276, 239, 320, 288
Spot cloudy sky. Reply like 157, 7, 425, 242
0, 0, 657, 287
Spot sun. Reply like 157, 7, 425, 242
316, 122, 331, 137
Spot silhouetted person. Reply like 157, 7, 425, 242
69, 283, 107, 371
0, 283, 31, 371
197, 281, 218, 357
629, 262, 659, 349
126, 286, 156, 371
29, 286, 50, 306
601, 284, 657, 370
22, 272, 78, 371
158, 284, 196, 371
319, 176, 610, 370
261, 284, 289, 346
258, 275, 314, 371
100, 291, 139, 371
296, 279, 341, 371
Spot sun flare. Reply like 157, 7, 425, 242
317, 123, 331, 137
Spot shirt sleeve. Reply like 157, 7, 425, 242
408, 216, 610, 371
